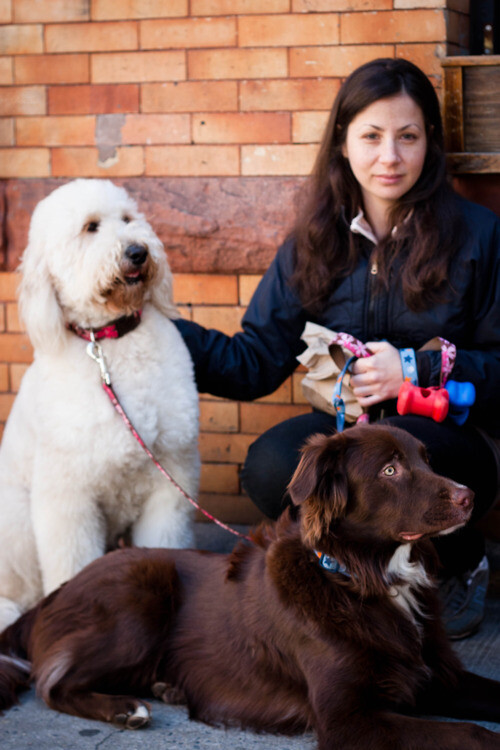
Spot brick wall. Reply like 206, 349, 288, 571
0, 0, 470, 523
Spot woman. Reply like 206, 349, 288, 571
175, 58, 500, 640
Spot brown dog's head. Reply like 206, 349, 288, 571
287, 424, 474, 550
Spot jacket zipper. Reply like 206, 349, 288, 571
367, 260, 378, 337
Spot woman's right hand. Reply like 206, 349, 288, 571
350, 341, 403, 407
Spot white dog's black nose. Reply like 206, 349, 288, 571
125, 244, 148, 267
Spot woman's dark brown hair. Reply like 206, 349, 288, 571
292, 57, 463, 313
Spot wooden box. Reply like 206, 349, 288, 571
442, 55, 500, 173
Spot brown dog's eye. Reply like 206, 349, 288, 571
383, 465, 396, 476
85, 221, 99, 233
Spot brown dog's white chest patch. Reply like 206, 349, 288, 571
386, 544, 431, 623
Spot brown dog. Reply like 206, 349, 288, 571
1, 424, 500, 749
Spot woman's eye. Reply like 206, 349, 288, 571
401, 132, 417, 142
85, 221, 99, 233
383, 466, 396, 476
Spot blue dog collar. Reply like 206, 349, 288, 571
315, 551, 351, 578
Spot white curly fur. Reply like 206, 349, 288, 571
0, 179, 200, 631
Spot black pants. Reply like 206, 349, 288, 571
240, 412, 498, 576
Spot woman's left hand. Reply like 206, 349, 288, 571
350, 340, 403, 407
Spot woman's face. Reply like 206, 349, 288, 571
342, 92, 427, 218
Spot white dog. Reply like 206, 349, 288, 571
0, 179, 200, 631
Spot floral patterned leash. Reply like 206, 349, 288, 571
86, 333, 254, 545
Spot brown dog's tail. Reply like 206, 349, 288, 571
0, 606, 38, 711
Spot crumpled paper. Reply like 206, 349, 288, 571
297, 322, 364, 421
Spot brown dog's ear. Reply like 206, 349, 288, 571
288, 433, 349, 548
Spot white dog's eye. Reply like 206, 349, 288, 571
383, 465, 396, 477
85, 221, 99, 233
122, 215, 131, 224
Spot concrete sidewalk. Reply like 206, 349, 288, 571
2, 525, 500, 750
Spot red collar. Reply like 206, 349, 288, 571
67, 310, 142, 342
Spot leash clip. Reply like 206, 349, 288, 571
86, 331, 111, 386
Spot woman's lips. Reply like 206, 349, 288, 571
374, 174, 404, 184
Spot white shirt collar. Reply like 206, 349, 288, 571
349, 210, 378, 245
349, 208, 410, 245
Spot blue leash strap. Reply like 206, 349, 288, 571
332, 355, 357, 433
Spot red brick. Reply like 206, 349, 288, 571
292, 111, 329, 143
241, 144, 317, 176
200, 463, 240, 494
293, 0, 391, 8
92, 51, 185, 84
193, 113, 290, 145
200, 400, 239, 433
0, 24, 43, 55
141, 17, 236, 49
0, 393, 15, 421
0, 118, 14, 145
188, 48, 287, 81
192, 0, 288, 12
239, 14, 339, 47
51, 146, 144, 177
395, 43, 446, 79
340, 10, 446, 44
46, 22, 138, 53
15, 54, 89, 85
10, 363, 29, 392
173, 274, 238, 304
256, 378, 292, 404
199, 432, 254, 464
93, 0, 187, 19
142, 81, 237, 113
0, 303, 4, 332
6, 302, 24, 332
240, 79, 339, 112
0, 273, 19, 301
192, 306, 244, 337
0, 85, 45, 115
239, 274, 262, 305
240, 403, 310, 434
292, 371, 309, 404
145, 145, 239, 177
0, 0, 11, 23
0, 56, 13, 84
0, 147, 50, 177
14, 0, 89, 22
49, 84, 139, 115
16, 115, 95, 146
196, 493, 263, 525
121, 114, 190, 145
395, 0, 443, 7
290, 44, 395, 78
0, 363, 8, 391
0, 333, 33, 362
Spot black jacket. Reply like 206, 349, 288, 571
175, 197, 500, 436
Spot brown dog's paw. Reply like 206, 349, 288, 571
152, 681, 185, 705
114, 701, 151, 729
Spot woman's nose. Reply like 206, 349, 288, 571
379, 138, 400, 164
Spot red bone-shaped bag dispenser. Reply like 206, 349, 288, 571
397, 381, 450, 423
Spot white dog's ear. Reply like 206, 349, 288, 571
150, 250, 179, 320
18, 242, 66, 354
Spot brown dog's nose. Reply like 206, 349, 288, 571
450, 486, 474, 508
